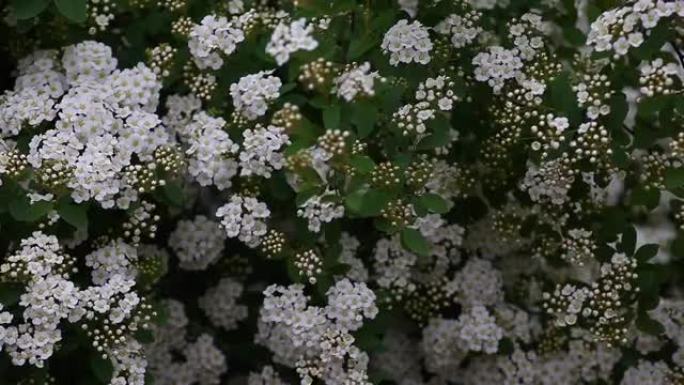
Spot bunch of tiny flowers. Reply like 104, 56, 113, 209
169, 215, 226, 271
188, 14, 245, 70
381, 19, 433, 66
266, 18, 319, 65
332, 62, 381, 102
472, 46, 524, 93
297, 192, 345, 233
239, 124, 290, 178
230, 71, 282, 120
216, 194, 271, 247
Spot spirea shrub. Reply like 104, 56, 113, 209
0, 0, 684, 384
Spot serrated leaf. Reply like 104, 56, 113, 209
11, 0, 49, 19
400, 228, 430, 257
54, 0, 87, 23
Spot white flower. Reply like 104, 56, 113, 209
381, 19, 433, 66
230, 71, 282, 120
266, 18, 319, 66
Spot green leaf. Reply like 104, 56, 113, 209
323, 105, 341, 130
90, 355, 114, 384
54, 0, 87, 22
11, 0, 49, 19
629, 186, 660, 210
345, 189, 390, 217
0, 283, 23, 306
546, 72, 582, 126
665, 167, 684, 190
400, 228, 430, 257
350, 101, 378, 138
349, 155, 375, 174
57, 199, 88, 230
634, 244, 659, 263
9, 196, 53, 222
636, 312, 665, 336
417, 193, 449, 214
162, 181, 184, 207
620, 226, 636, 256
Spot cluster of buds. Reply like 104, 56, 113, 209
403, 278, 453, 324
530, 114, 568, 158
371, 161, 401, 188
123, 163, 165, 195
381, 199, 415, 228
36, 160, 73, 191
542, 254, 639, 346
637, 150, 673, 191
154, 146, 186, 176
318, 129, 350, 158
392, 102, 436, 136
293, 249, 322, 284
573, 73, 614, 120
146, 43, 177, 80
260, 229, 286, 258
638, 58, 681, 99
83, 300, 157, 358
0, 149, 28, 179
121, 200, 159, 247
560, 228, 595, 266
406, 156, 434, 191
415, 75, 459, 111
86, 0, 115, 35
271, 103, 303, 131
183, 62, 217, 101
171, 16, 194, 36
298, 58, 339, 93
569, 121, 612, 166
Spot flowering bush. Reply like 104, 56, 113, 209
0, 0, 684, 384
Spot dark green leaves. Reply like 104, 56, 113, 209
634, 244, 659, 263
11, 0, 49, 20
9, 196, 53, 222
323, 105, 341, 130
57, 198, 88, 230
350, 101, 378, 138
416, 193, 449, 214
345, 189, 390, 217
665, 168, 684, 190
546, 72, 582, 126
54, 0, 87, 23
90, 355, 114, 384
400, 228, 430, 257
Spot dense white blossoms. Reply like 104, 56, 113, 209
188, 15, 245, 70
257, 280, 377, 385
230, 71, 282, 120
239, 125, 290, 178
521, 159, 574, 206
85, 239, 138, 285
266, 18, 319, 65
297, 193, 345, 233
446, 257, 503, 307
184, 112, 239, 189
216, 195, 270, 247
435, 12, 482, 48
198, 277, 248, 330
620, 360, 669, 385
381, 19, 433, 65
333, 62, 380, 102
2, 41, 169, 209
325, 279, 378, 330
169, 215, 226, 271
472, 46, 523, 93
587, 0, 682, 58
